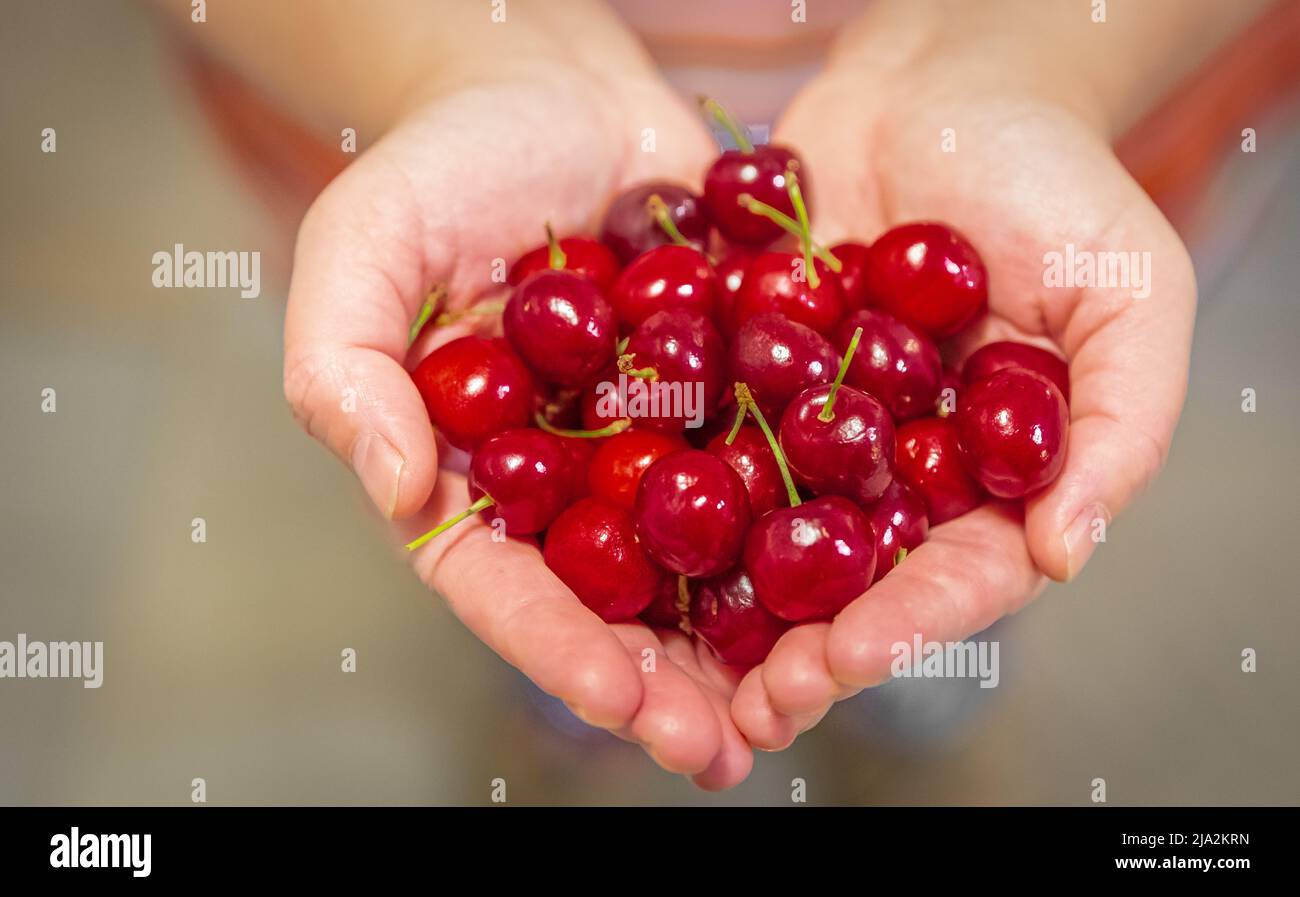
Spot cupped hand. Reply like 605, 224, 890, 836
732, 33, 1196, 748
282, 66, 755, 789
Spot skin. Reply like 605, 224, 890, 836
162, 0, 1271, 788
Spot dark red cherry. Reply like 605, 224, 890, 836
622, 309, 726, 429
587, 430, 685, 510
706, 423, 784, 517
688, 568, 790, 667
743, 496, 876, 622
862, 480, 929, 583
894, 417, 984, 525
865, 222, 988, 339
714, 247, 758, 335
411, 335, 535, 451
831, 241, 872, 310
634, 449, 751, 577
779, 383, 895, 505
599, 182, 710, 263
508, 236, 621, 292
609, 245, 717, 330
962, 340, 1070, 403
705, 145, 806, 245
503, 269, 616, 387
543, 499, 666, 622
955, 368, 1069, 498
465, 429, 579, 534
727, 313, 838, 418
640, 575, 689, 630
834, 309, 942, 421
733, 252, 845, 336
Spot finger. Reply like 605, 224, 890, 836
825, 502, 1046, 689
729, 667, 804, 752
760, 623, 860, 717
405, 472, 644, 730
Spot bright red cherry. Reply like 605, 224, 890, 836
587, 430, 685, 510
834, 309, 942, 421
733, 252, 845, 336
599, 182, 710, 263
634, 449, 751, 577
503, 269, 616, 387
609, 245, 717, 330
962, 340, 1071, 403
727, 313, 838, 419
543, 499, 666, 622
830, 241, 871, 310
465, 429, 580, 534
894, 417, 984, 525
411, 335, 535, 451
508, 236, 621, 292
955, 368, 1069, 498
706, 423, 784, 517
621, 309, 727, 430
862, 480, 929, 583
704, 145, 805, 246
744, 496, 876, 622
864, 222, 988, 339
688, 568, 790, 667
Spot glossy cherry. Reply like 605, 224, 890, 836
865, 222, 988, 339
411, 335, 535, 451
634, 449, 751, 577
963, 340, 1071, 403
894, 417, 985, 525
503, 269, 616, 387
587, 429, 685, 510
834, 309, 942, 421
862, 480, 929, 583
621, 308, 726, 430
830, 241, 872, 310
599, 182, 710, 263
727, 313, 838, 419
543, 499, 666, 622
609, 245, 717, 330
744, 496, 876, 622
706, 423, 784, 517
688, 568, 790, 666
714, 247, 757, 334
732, 252, 845, 336
955, 368, 1069, 498
704, 149, 804, 245
508, 235, 621, 293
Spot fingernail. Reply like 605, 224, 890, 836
1063, 503, 1110, 580
351, 433, 404, 519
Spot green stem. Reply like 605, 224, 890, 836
734, 382, 801, 508
698, 96, 754, 153
894, 546, 909, 567
723, 400, 747, 446
818, 325, 863, 423
534, 411, 631, 439
646, 195, 692, 247
545, 222, 567, 270
433, 298, 505, 328
735, 194, 842, 272
615, 336, 629, 355
617, 354, 658, 380
405, 494, 495, 550
785, 168, 818, 288
407, 285, 446, 346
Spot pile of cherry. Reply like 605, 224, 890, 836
408, 100, 1070, 668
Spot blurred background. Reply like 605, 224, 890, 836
2, 1, 1298, 806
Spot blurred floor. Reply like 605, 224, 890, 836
1, 1, 1297, 806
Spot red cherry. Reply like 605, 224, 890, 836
508, 236, 621, 292
955, 368, 1069, 498
688, 568, 790, 667
411, 335, 535, 451
634, 449, 751, 577
865, 222, 988, 339
743, 496, 876, 622
894, 417, 985, 525
727, 313, 838, 419
706, 423, 784, 517
779, 382, 895, 505
714, 247, 758, 335
622, 308, 727, 430
831, 241, 872, 310
962, 340, 1071, 403
834, 309, 942, 421
579, 365, 676, 437
609, 245, 717, 330
587, 430, 685, 510
465, 429, 579, 534
503, 269, 616, 387
543, 499, 666, 622
733, 252, 845, 336
862, 480, 929, 583
599, 182, 709, 263
704, 146, 806, 245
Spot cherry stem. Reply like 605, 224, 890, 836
433, 298, 505, 328
723, 400, 747, 446
735, 194, 842, 272
615, 336, 630, 355
675, 575, 693, 634
646, 194, 692, 247
785, 169, 818, 289
734, 381, 801, 508
894, 546, 909, 567
534, 411, 631, 439
405, 494, 495, 551
545, 222, 567, 270
819, 325, 863, 423
698, 96, 754, 153
407, 285, 446, 346
617, 354, 658, 380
